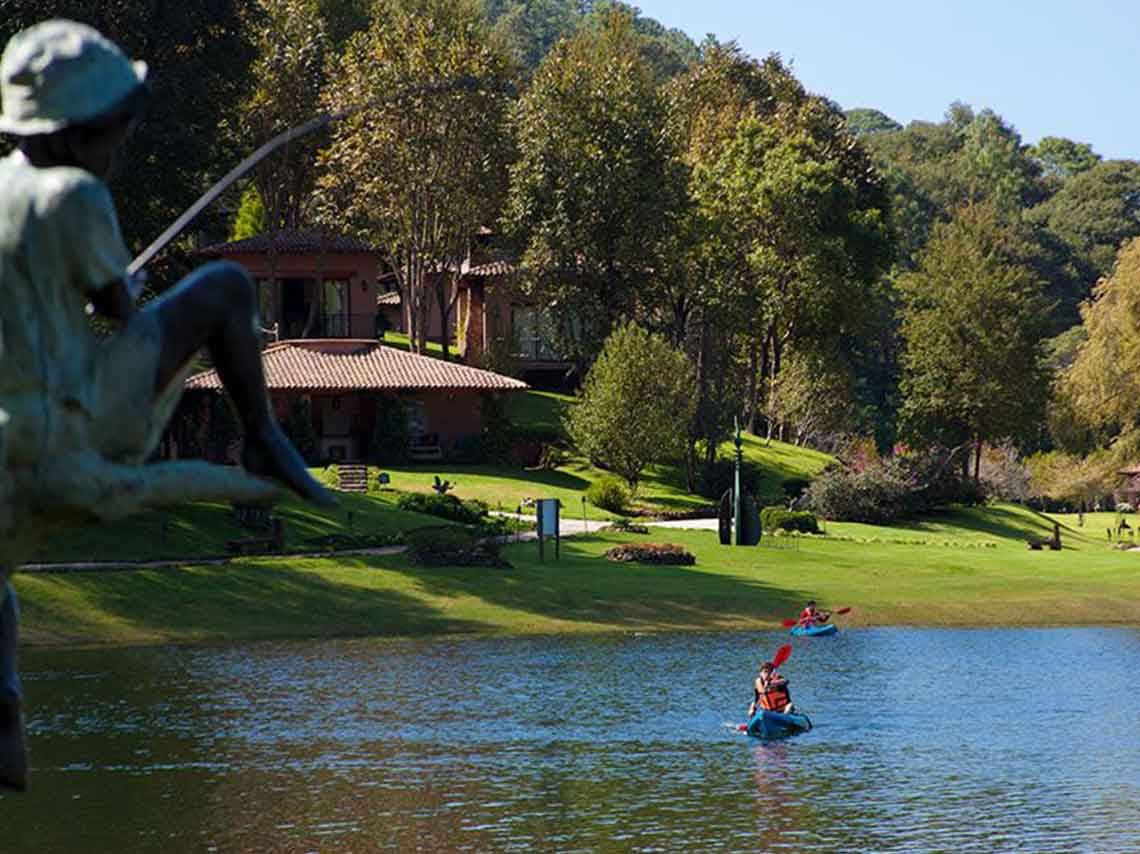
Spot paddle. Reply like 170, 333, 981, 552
771, 643, 791, 672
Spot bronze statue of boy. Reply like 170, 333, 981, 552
0, 20, 335, 791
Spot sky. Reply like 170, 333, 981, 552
633, 0, 1140, 161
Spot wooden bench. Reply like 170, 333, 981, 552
226, 517, 285, 555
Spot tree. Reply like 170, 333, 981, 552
503, 9, 683, 365
1029, 136, 1100, 182
1027, 160, 1140, 283
567, 323, 696, 492
768, 347, 856, 447
663, 42, 787, 484
898, 204, 1052, 476
230, 185, 268, 241
318, 0, 515, 357
702, 94, 892, 439
1, 1, 255, 260
1056, 237, 1140, 463
843, 108, 901, 137
242, 0, 332, 236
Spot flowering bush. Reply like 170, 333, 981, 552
604, 543, 695, 565
805, 448, 986, 524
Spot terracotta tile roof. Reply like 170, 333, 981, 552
198, 229, 377, 256
377, 290, 401, 306
465, 259, 516, 277
186, 339, 528, 392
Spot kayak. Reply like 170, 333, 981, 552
789, 622, 837, 637
745, 709, 813, 739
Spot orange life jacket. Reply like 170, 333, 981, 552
756, 676, 791, 711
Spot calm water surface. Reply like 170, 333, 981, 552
4, 628, 1139, 852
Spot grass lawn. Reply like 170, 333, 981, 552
26, 489, 450, 564
376, 432, 833, 520
16, 502, 1140, 647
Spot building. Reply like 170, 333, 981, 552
180, 339, 527, 463
198, 229, 387, 341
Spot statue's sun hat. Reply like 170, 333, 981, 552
0, 19, 147, 135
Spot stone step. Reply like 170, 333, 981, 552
337, 464, 369, 493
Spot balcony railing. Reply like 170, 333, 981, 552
278, 313, 380, 340
514, 334, 564, 361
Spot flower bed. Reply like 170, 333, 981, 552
604, 543, 695, 565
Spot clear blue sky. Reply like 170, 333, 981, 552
634, 0, 1140, 161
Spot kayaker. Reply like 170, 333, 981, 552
798, 601, 829, 627
748, 661, 795, 716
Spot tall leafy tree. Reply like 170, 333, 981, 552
1027, 160, 1140, 283
664, 44, 805, 481
898, 204, 1052, 476
503, 9, 683, 364
1057, 238, 1140, 462
242, 0, 332, 235
317, 0, 516, 357
703, 94, 892, 439
1, 1, 255, 261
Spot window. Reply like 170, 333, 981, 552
322, 279, 349, 336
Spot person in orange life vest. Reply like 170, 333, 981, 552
799, 600, 829, 627
748, 661, 794, 717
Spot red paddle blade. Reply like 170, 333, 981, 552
771, 643, 791, 670
834, 607, 851, 615
781, 618, 797, 628
737, 723, 747, 732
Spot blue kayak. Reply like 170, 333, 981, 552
789, 622, 837, 637
745, 709, 813, 739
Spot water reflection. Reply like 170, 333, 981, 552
3, 629, 1140, 852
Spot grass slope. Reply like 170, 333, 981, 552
379, 432, 832, 520
16, 503, 1140, 646
27, 491, 449, 564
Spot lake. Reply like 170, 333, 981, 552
5, 628, 1139, 852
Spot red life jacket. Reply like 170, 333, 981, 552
756, 676, 791, 711
799, 607, 817, 626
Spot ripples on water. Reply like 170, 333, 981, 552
6, 629, 1140, 853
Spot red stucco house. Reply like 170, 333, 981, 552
179, 339, 527, 463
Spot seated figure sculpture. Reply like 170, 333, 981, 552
0, 20, 335, 792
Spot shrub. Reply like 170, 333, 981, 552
405, 526, 508, 567
604, 543, 695, 565
587, 476, 630, 513
395, 492, 488, 525
370, 396, 409, 464
805, 448, 986, 524
282, 398, 320, 464
760, 506, 820, 534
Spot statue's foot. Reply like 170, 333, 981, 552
242, 427, 337, 509
0, 689, 27, 792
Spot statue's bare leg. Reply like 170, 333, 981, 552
150, 261, 334, 507
0, 582, 27, 791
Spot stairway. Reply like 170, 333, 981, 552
337, 464, 369, 493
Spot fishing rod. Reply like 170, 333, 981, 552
128, 76, 480, 276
